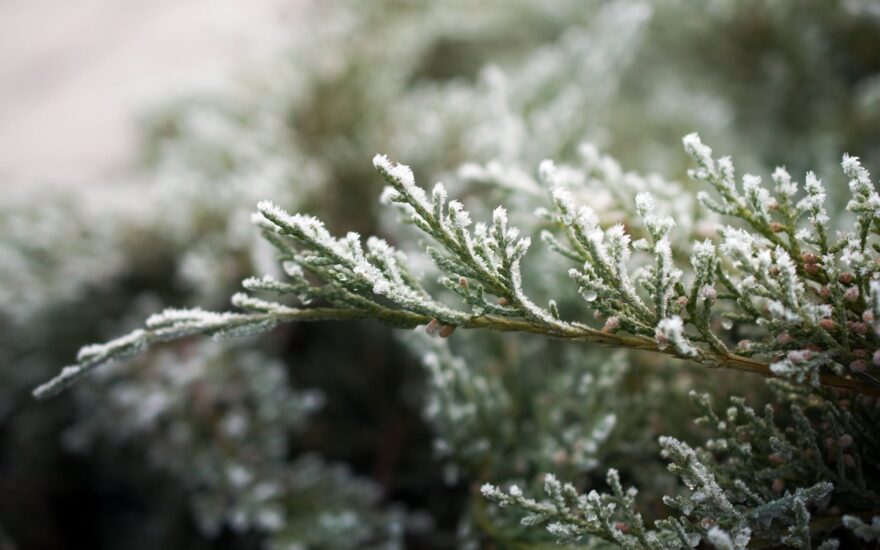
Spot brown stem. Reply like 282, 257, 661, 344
277, 307, 880, 397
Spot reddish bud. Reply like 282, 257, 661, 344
602, 316, 620, 333
772, 479, 785, 494
843, 286, 860, 302
850, 360, 868, 373
425, 319, 441, 337
847, 321, 868, 335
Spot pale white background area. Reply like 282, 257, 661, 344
0, 0, 295, 183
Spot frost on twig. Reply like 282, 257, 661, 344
37, 134, 880, 398
481, 388, 866, 549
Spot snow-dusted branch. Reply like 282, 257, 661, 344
36, 134, 880, 399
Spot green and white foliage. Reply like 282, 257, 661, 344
65, 341, 397, 549
483, 385, 879, 548
37, 132, 880, 545
413, 332, 624, 481
10, 0, 880, 547
37, 135, 880, 399
843, 514, 880, 543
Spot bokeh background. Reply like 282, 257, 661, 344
2, 1, 880, 548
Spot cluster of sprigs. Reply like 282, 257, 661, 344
36, 135, 880, 400
483, 385, 879, 548
682, 135, 880, 389
414, 331, 625, 481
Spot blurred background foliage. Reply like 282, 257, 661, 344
2, 0, 880, 547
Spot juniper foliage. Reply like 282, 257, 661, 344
7, 0, 880, 547
36, 134, 880, 546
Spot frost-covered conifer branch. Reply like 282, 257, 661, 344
36, 135, 880, 399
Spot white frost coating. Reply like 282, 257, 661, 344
655, 316, 698, 357
706, 527, 735, 550
682, 132, 715, 172
257, 200, 356, 263
742, 174, 770, 217
654, 237, 675, 275
373, 153, 429, 212
431, 181, 448, 221
691, 240, 716, 269
448, 200, 472, 228
231, 292, 297, 314
719, 227, 756, 269
552, 186, 578, 224
606, 224, 640, 310
841, 153, 880, 219
36, 328, 153, 399
842, 153, 871, 191
147, 307, 235, 328
78, 329, 148, 363
379, 186, 400, 205
373, 153, 414, 188
771, 166, 797, 197
492, 206, 508, 225
538, 159, 558, 186
767, 300, 801, 323
716, 156, 735, 187
799, 172, 830, 226
635, 191, 654, 217
741, 174, 761, 192
636, 191, 675, 237
774, 246, 802, 307
654, 238, 682, 318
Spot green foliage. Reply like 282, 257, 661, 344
5, 0, 880, 548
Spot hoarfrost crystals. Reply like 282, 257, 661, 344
656, 316, 698, 357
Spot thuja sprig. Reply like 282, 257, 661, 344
35, 135, 880, 399
483, 388, 871, 548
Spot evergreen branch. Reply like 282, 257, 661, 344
36, 134, 880, 400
